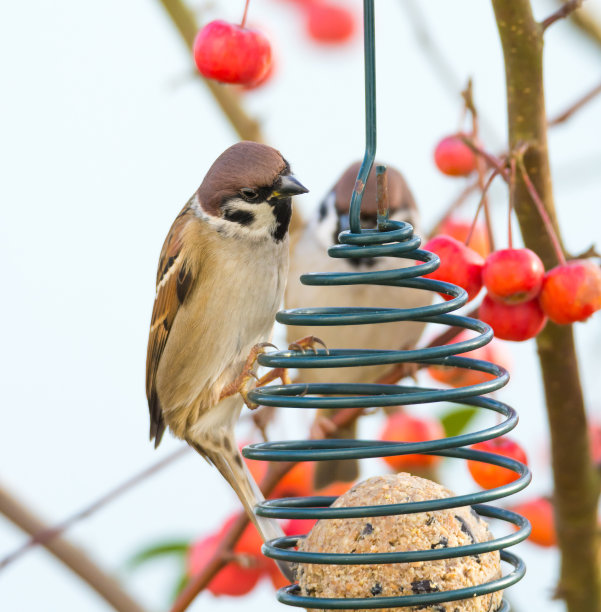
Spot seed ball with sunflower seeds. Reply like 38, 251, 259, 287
297, 473, 502, 611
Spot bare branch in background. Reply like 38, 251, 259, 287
0, 484, 147, 612
399, 0, 502, 147
548, 80, 601, 126
0, 447, 189, 570
542, 0, 585, 31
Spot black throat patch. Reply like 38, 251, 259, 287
271, 198, 292, 242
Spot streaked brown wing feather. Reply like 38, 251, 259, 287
146, 203, 196, 447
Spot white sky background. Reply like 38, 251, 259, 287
1, 0, 600, 610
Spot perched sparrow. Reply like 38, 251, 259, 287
146, 142, 308, 576
286, 161, 431, 487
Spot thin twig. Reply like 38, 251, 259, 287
508, 157, 517, 249
428, 180, 480, 238
548, 81, 601, 126
399, 0, 501, 147
240, 0, 250, 28
517, 157, 567, 265
466, 170, 501, 250
459, 135, 509, 181
0, 484, 147, 612
567, 0, 601, 46
541, 0, 585, 31
462, 81, 497, 252
568, 244, 601, 260
0, 447, 189, 569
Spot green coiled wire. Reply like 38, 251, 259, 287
244, 1, 530, 608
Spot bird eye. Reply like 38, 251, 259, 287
241, 188, 259, 200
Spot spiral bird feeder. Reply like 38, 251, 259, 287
244, 1, 531, 609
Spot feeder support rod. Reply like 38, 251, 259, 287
349, 0, 377, 234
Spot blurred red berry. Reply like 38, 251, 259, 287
589, 421, 601, 464
243, 449, 316, 498
439, 217, 491, 258
380, 412, 445, 470
193, 20, 272, 85
468, 437, 527, 489
510, 497, 556, 547
305, 2, 356, 44
539, 259, 601, 324
427, 331, 511, 388
479, 294, 547, 341
424, 235, 485, 302
187, 515, 267, 596
483, 248, 545, 304
434, 134, 477, 177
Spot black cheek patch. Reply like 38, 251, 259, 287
224, 209, 255, 226
318, 199, 328, 221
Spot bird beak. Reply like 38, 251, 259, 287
271, 174, 309, 199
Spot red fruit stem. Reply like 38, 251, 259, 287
541, 0, 584, 31
459, 135, 509, 181
241, 0, 251, 28
466, 169, 499, 250
492, 1, 601, 610
507, 157, 516, 249
463, 84, 497, 253
518, 159, 566, 265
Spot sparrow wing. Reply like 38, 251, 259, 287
146, 203, 195, 447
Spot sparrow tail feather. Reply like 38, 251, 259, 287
187, 439, 295, 582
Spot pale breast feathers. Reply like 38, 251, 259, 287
146, 203, 197, 446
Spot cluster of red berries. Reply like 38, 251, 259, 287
425, 133, 601, 341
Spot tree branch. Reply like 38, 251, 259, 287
0, 484, 147, 612
0, 448, 189, 569
548, 80, 601, 126
490, 2, 601, 611
541, 0, 585, 31
568, 0, 601, 46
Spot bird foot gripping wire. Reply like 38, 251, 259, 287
287, 335, 329, 355
219, 342, 296, 411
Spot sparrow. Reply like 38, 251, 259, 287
286, 161, 431, 488
146, 141, 308, 576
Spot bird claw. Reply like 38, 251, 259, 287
288, 335, 330, 355
219, 342, 278, 405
